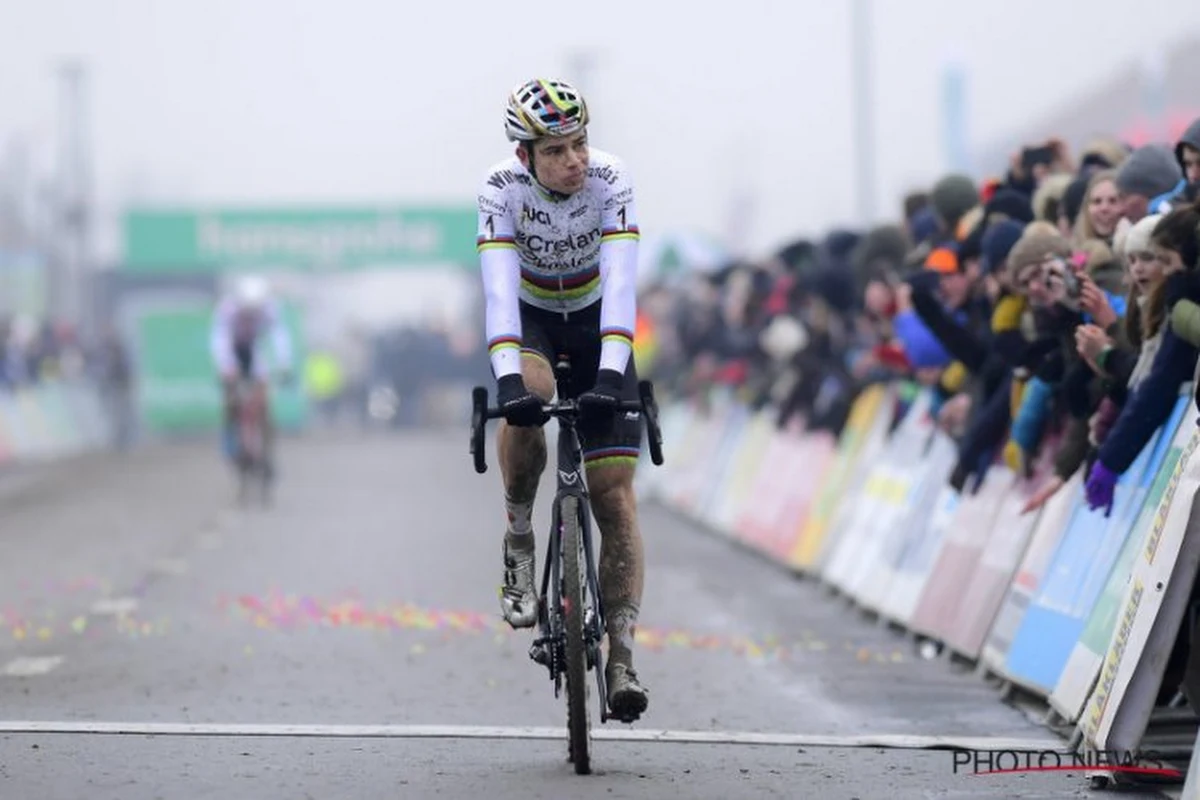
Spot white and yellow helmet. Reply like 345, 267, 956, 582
504, 78, 589, 142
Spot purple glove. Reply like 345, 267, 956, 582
1085, 461, 1118, 517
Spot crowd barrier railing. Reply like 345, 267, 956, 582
0, 381, 113, 466
638, 380, 1200, 775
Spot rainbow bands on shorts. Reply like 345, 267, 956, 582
487, 335, 521, 357
601, 225, 640, 243
600, 326, 634, 348
584, 446, 640, 470
477, 235, 517, 252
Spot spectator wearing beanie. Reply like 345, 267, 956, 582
943, 220, 1036, 492
908, 242, 991, 370
1176, 119, 1200, 184
1115, 144, 1184, 223
983, 188, 1036, 227
1078, 138, 1131, 173
1033, 174, 1073, 225
1076, 214, 1166, 423
1157, 118, 1200, 211
1000, 226, 1096, 477
1021, 241, 1136, 514
1059, 174, 1090, 239
930, 174, 980, 241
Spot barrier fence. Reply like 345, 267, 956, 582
0, 382, 113, 467
637, 381, 1200, 779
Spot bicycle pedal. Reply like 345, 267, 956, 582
528, 643, 550, 666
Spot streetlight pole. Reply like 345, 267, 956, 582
54, 59, 92, 333
851, 0, 876, 225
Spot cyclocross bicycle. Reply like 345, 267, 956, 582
470, 355, 665, 775
231, 374, 277, 507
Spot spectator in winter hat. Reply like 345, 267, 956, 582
851, 224, 910, 302
1058, 174, 1090, 238
980, 220, 1026, 298
982, 188, 1035, 226
1078, 137, 1130, 173
1176, 118, 1200, 184
903, 191, 930, 224
1033, 174, 1073, 225
1006, 225, 1075, 309
1153, 118, 1200, 213
1115, 144, 1183, 223
930, 174, 980, 238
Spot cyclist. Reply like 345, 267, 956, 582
476, 78, 648, 722
209, 275, 295, 471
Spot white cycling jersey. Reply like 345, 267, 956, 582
476, 147, 639, 380
209, 296, 294, 379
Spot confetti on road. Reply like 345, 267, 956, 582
218, 591, 908, 665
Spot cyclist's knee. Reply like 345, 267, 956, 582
520, 353, 554, 401
586, 463, 636, 506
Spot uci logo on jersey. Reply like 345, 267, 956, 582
522, 205, 552, 226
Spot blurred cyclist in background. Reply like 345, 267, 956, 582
209, 275, 295, 471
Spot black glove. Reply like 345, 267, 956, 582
577, 368, 625, 417
496, 374, 547, 427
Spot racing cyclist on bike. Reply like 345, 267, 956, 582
476, 78, 648, 722
209, 275, 295, 472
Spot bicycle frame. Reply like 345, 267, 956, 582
529, 357, 610, 718
469, 362, 664, 730
234, 376, 269, 464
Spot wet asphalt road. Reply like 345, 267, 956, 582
0, 428, 1176, 799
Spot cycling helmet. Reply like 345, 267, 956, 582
234, 275, 271, 309
505, 78, 589, 142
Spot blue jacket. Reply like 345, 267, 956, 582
1097, 322, 1198, 474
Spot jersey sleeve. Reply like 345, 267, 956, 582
266, 299, 294, 370
597, 159, 640, 375
477, 178, 523, 380
209, 299, 235, 376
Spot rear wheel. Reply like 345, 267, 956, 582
560, 494, 591, 775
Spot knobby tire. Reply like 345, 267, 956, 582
560, 494, 591, 775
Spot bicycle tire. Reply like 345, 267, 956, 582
560, 494, 592, 775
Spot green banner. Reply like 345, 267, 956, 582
132, 301, 308, 433
123, 207, 476, 272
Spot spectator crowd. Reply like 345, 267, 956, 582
639, 119, 1200, 523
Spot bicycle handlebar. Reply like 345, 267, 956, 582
470, 380, 665, 474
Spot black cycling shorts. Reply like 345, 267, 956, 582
233, 340, 256, 379
518, 300, 642, 470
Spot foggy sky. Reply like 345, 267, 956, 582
1, 0, 1195, 262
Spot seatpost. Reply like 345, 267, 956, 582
554, 355, 571, 403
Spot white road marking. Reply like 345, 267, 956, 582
0, 721, 1065, 751
89, 597, 139, 616
2, 657, 65, 677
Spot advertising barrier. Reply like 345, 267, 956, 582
643, 380, 1200, 775
0, 381, 115, 468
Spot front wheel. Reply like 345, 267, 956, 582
560, 494, 592, 775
